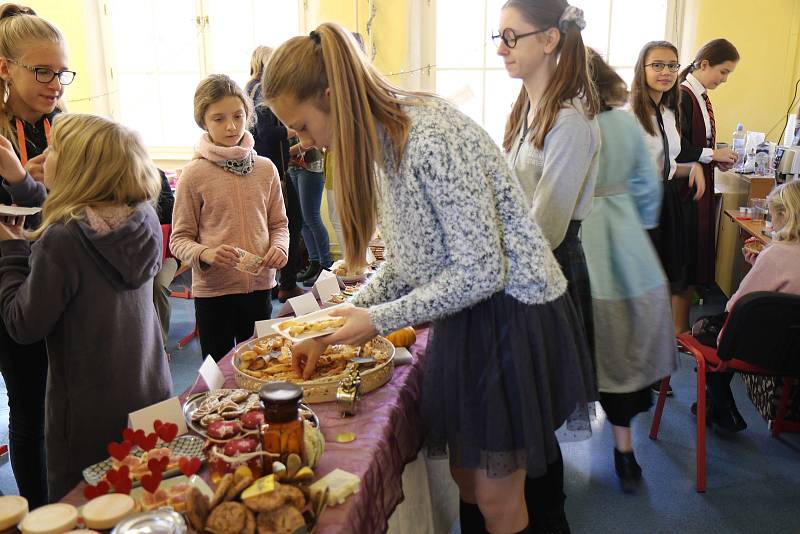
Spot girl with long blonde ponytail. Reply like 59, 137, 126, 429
265, 22, 591, 533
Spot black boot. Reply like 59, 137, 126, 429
614, 448, 642, 494
297, 261, 320, 282
459, 499, 488, 534
525, 451, 571, 534
302, 262, 323, 287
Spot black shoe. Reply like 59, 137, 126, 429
277, 286, 305, 303
302, 263, 323, 287
651, 381, 673, 396
298, 261, 320, 282
458, 499, 488, 534
614, 449, 642, 494
711, 404, 748, 433
690, 402, 713, 427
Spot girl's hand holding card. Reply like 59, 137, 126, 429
0, 215, 26, 241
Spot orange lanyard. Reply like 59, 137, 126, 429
15, 117, 51, 166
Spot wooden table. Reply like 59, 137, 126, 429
723, 209, 772, 245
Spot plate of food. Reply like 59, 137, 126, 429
232, 333, 395, 403
322, 284, 364, 307
272, 304, 351, 342
82, 435, 205, 487
330, 260, 372, 283
131, 474, 213, 512
183, 388, 320, 438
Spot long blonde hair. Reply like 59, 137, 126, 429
248, 45, 273, 87
501, 0, 599, 152
0, 3, 65, 150
768, 180, 800, 243
261, 23, 422, 269
30, 114, 161, 239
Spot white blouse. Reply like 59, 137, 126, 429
639, 107, 681, 181
682, 73, 714, 164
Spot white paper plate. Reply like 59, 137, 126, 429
272, 303, 352, 342
0, 205, 41, 216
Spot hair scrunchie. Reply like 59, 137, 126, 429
558, 4, 586, 32
309, 30, 321, 44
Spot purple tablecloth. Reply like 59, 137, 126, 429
62, 329, 429, 534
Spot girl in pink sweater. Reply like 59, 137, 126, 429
699, 180, 800, 432
170, 74, 289, 361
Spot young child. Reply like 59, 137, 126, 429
583, 49, 675, 493
695, 181, 800, 432
265, 23, 589, 534
0, 113, 172, 501
0, 3, 74, 506
170, 74, 289, 362
498, 1, 599, 528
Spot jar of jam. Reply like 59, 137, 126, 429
259, 382, 304, 464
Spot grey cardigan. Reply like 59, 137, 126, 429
351, 97, 567, 334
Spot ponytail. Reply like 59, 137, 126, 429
262, 23, 423, 269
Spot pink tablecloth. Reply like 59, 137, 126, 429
62, 329, 429, 534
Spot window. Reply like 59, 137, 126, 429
434, 0, 675, 144
104, 0, 301, 155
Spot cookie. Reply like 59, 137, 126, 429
225, 474, 254, 502
241, 508, 256, 534
256, 505, 305, 534
185, 487, 209, 532
210, 473, 234, 509
206, 502, 247, 534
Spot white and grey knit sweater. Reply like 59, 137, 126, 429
351, 97, 567, 334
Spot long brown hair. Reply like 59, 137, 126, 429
630, 41, 681, 137
261, 23, 423, 269
501, 0, 599, 152
0, 3, 65, 150
586, 48, 627, 111
679, 38, 740, 83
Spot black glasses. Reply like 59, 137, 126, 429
8, 59, 76, 85
644, 62, 681, 73
491, 27, 547, 49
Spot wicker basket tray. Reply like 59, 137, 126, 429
232, 335, 395, 403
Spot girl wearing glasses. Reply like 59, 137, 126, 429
675, 39, 739, 331
497, 1, 598, 530
0, 3, 73, 507
630, 41, 705, 345
270, 23, 590, 534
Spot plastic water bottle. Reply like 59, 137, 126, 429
732, 123, 746, 172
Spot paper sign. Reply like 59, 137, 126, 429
314, 270, 340, 303
288, 292, 320, 316
0, 205, 41, 216
255, 318, 285, 338
394, 347, 413, 366
128, 396, 187, 435
198, 355, 226, 391
366, 247, 376, 265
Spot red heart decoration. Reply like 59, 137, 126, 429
148, 456, 169, 474
178, 457, 201, 477
122, 428, 136, 443
140, 471, 162, 494
112, 475, 132, 495
84, 480, 110, 500
155, 422, 178, 444
136, 432, 158, 452
106, 465, 130, 485
107, 440, 133, 461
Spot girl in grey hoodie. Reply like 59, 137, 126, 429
0, 114, 172, 501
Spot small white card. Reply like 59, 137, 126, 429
288, 292, 320, 316
255, 318, 285, 338
314, 270, 340, 303
198, 355, 226, 391
128, 396, 187, 435
394, 347, 413, 366
0, 205, 41, 216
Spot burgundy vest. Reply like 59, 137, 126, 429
680, 85, 716, 286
